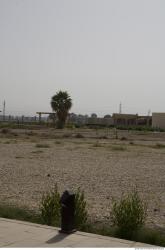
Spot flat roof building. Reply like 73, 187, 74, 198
152, 113, 165, 130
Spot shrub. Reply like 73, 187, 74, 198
62, 133, 72, 138
120, 136, 127, 141
75, 133, 84, 138
40, 185, 61, 226
25, 131, 36, 136
93, 141, 101, 147
111, 189, 147, 239
40, 186, 88, 229
110, 145, 126, 151
153, 143, 165, 149
66, 123, 75, 129
54, 140, 62, 144
75, 188, 88, 229
98, 136, 108, 139
1, 128, 10, 134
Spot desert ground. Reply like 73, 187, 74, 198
0, 126, 165, 230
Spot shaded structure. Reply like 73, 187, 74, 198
36, 112, 56, 123
137, 116, 152, 126
112, 113, 138, 126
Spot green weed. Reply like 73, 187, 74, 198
111, 189, 147, 239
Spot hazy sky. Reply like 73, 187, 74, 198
0, 0, 165, 117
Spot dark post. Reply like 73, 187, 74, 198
59, 190, 76, 234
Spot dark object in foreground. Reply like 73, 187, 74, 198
59, 190, 76, 234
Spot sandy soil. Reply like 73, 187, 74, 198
0, 128, 165, 230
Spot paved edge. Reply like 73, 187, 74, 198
0, 218, 157, 247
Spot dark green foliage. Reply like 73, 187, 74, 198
116, 125, 165, 132
111, 190, 147, 239
50, 91, 72, 129
74, 188, 88, 229
40, 185, 61, 226
132, 228, 165, 247
0, 204, 41, 224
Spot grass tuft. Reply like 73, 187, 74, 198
75, 133, 84, 138
153, 143, 165, 149
93, 141, 102, 147
0, 204, 41, 224
54, 140, 62, 144
110, 145, 127, 151
31, 150, 43, 154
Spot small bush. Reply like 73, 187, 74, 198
75, 188, 88, 230
40, 186, 88, 229
66, 123, 75, 129
62, 133, 72, 138
25, 131, 36, 136
75, 133, 84, 138
40, 185, 61, 226
153, 143, 165, 149
93, 141, 101, 147
54, 140, 62, 144
110, 145, 126, 151
120, 136, 127, 141
1, 128, 10, 134
111, 190, 147, 239
4, 140, 12, 144
98, 136, 108, 139
11, 132, 18, 136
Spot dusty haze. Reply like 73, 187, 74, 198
0, 0, 165, 116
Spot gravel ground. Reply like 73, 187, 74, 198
0, 128, 165, 230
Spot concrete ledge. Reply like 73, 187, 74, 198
0, 218, 157, 247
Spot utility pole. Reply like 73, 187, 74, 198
147, 109, 151, 126
3, 100, 5, 121
119, 102, 122, 114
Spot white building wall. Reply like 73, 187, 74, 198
152, 113, 165, 129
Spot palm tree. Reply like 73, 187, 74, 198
50, 91, 72, 129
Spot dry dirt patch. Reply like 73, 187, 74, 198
0, 129, 165, 230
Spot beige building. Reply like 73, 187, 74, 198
152, 113, 165, 129
112, 113, 138, 126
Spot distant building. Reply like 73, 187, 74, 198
137, 116, 152, 126
112, 113, 138, 126
86, 117, 114, 127
68, 113, 88, 125
152, 113, 165, 129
